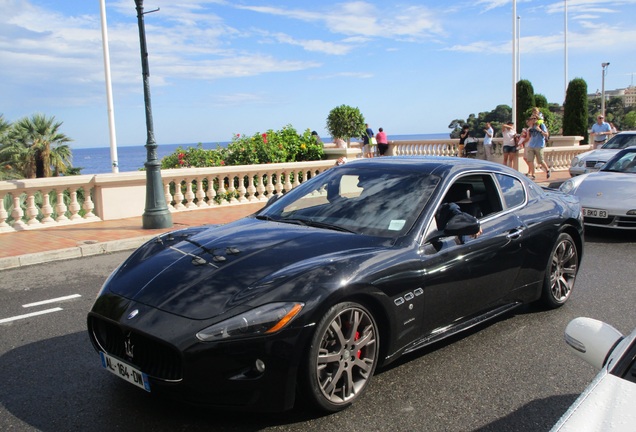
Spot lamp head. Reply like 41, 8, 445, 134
602, 62, 610, 67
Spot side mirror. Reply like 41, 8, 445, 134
443, 213, 481, 237
593, 162, 605, 170
564, 317, 624, 370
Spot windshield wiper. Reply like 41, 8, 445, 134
255, 214, 278, 222
257, 215, 355, 233
285, 218, 355, 233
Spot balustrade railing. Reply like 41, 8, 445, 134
0, 137, 588, 234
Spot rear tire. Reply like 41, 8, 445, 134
540, 232, 578, 308
301, 302, 379, 412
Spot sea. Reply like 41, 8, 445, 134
72, 133, 450, 175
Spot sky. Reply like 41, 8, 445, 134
1, 0, 635, 149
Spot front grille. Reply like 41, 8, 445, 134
584, 215, 636, 229
616, 216, 636, 228
585, 160, 604, 168
89, 316, 183, 381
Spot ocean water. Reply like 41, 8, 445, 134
72, 133, 450, 175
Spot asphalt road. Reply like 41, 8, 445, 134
1, 227, 635, 432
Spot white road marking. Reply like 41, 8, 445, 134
0, 308, 63, 324
22, 294, 82, 308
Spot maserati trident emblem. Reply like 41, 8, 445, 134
127, 309, 139, 320
124, 332, 134, 359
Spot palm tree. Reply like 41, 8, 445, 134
0, 114, 73, 178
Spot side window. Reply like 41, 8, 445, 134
440, 174, 503, 220
495, 174, 525, 209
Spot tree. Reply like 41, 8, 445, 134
0, 114, 73, 178
623, 111, 636, 130
563, 78, 589, 142
516, 80, 536, 133
535, 94, 548, 109
326, 105, 365, 146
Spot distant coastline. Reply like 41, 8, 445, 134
72, 132, 450, 175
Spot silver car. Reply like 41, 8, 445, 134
551, 317, 636, 432
569, 131, 636, 176
560, 146, 636, 230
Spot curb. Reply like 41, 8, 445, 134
0, 236, 155, 271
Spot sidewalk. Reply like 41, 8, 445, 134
0, 202, 266, 270
0, 172, 569, 270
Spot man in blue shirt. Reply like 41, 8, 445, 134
525, 116, 551, 180
590, 115, 612, 149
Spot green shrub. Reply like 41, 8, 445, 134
161, 125, 324, 169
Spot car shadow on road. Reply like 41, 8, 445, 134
0, 331, 332, 431
584, 226, 636, 243
472, 394, 578, 431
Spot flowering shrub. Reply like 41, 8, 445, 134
161, 143, 226, 169
160, 125, 324, 169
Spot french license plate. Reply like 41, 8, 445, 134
583, 208, 608, 218
100, 351, 151, 392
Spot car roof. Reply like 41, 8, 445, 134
345, 156, 516, 178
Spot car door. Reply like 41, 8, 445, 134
417, 173, 527, 335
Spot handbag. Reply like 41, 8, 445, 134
370, 137, 377, 146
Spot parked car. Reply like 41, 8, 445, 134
560, 146, 636, 230
88, 157, 584, 412
569, 131, 636, 177
551, 317, 636, 431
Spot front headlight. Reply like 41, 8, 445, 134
559, 180, 575, 194
570, 157, 579, 167
196, 302, 304, 341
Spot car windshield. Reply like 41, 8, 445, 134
257, 165, 440, 237
602, 150, 636, 173
602, 134, 636, 150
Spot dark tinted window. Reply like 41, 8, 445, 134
496, 174, 525, 209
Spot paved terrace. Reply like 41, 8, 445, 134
0, 171, 569, 271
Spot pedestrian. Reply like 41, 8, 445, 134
376, 127, 389, 156
482, 122, 494, 161
517, 119, 532, 175
609, 122, 618, 135
501, 122, 518, 169
458, 125, 470, 157
590, 115, 612, 149
311, 130, 323, 144
362, 123, 375, 158
525, 116, 551, 180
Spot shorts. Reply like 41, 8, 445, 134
377, 143, 389, 155
503, 146, 518, 153
525, 147, 544, 164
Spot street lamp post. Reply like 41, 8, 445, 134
601, 62, 610, 118
134, 0, 172, 229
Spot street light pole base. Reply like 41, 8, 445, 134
142, 210, 173, 229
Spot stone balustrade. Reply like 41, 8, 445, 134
0, 137, 589, 234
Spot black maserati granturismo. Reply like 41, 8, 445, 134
88, 156, 584, 412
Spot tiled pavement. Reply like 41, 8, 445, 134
0, 171, 569, 270
0, 202, 266, 270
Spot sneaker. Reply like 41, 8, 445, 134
547, 169, 551, 179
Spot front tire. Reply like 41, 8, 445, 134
540, 232, 578, 308
302, 302, 379, 412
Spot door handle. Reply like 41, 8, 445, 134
506, 228, 524, 240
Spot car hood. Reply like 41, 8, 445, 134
579, 149, 620, 163
576, 172, 636, 204
105, 218, 382, 320
551, 371, 636, 432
